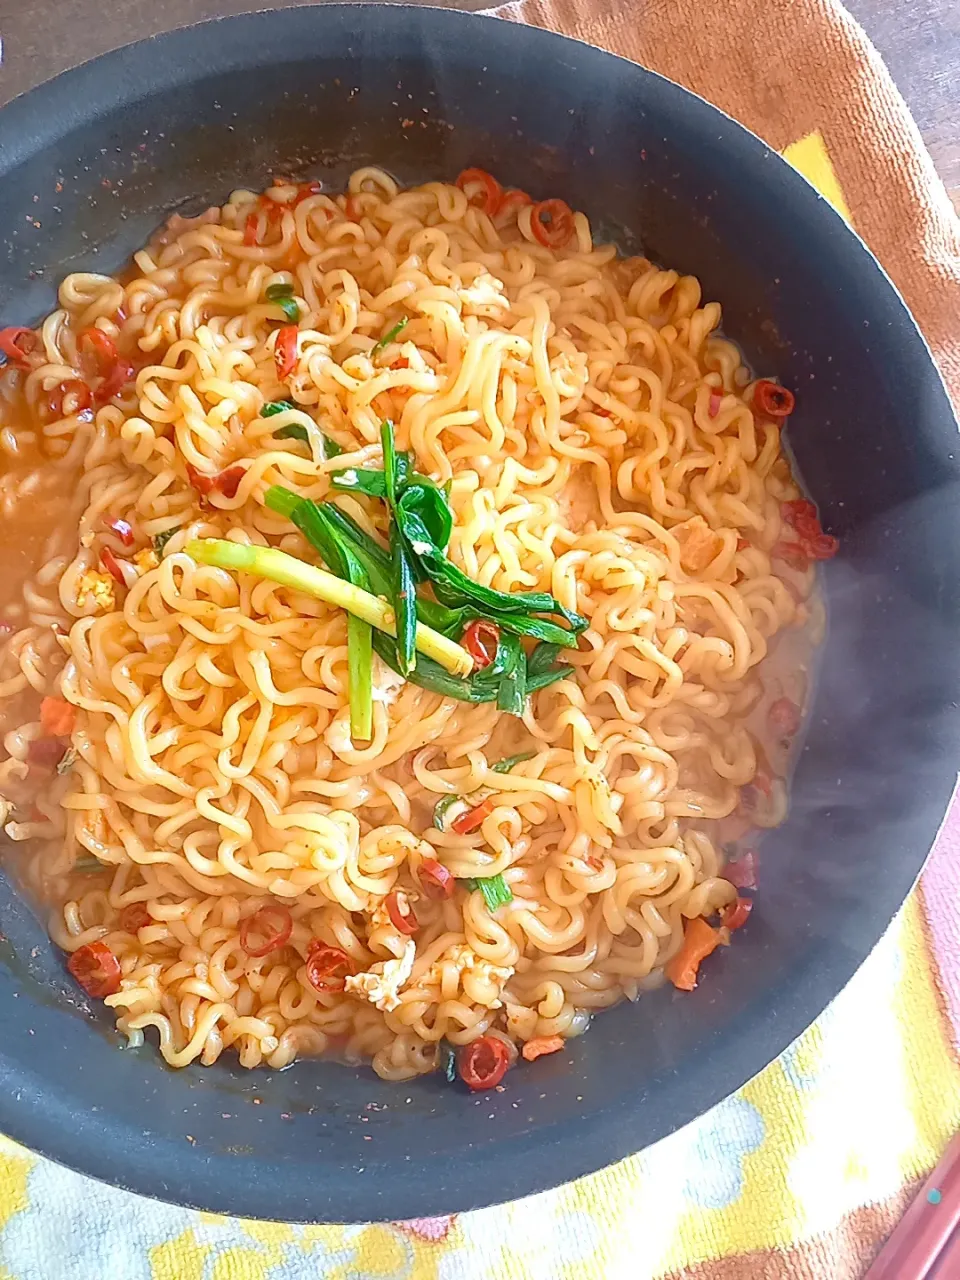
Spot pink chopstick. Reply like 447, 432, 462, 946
864, 1132, 960, 1280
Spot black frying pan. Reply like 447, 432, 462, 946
0, 4, 958, 1224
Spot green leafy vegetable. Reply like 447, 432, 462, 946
463, 874, 513, 911
439, 1039, 458, 1083
371, 316, 408, 355
391, 524, 417, 676
491, 751, 535, 774
433, 794, 471, 832
153, 527, 179, 556
261, 400, 295, 418
265, 282, 300, 323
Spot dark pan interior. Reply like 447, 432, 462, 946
0, 5, 958, 1223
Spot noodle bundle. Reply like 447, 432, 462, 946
0, 167, 827, 1083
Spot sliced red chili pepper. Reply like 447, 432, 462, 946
100, 546, 127, 586
806, 532, 839, 561
459, 1035, 510, 1090
344, 193, 363, 221
456, 168, 504, 217
772, 540, 810, 572
385, 890, 419, 935
736, 536, 749, 551
708, 388, 723, 417
94, 359, 134, 404
781, 499, 817, 528
79, 326, 118, 367
452, 796, 493, 835
186, 462, 245, 500
462, 620, 499, 671
529, 199, 575, 249
68, 941, 121, 998
239, 904, 293, 957
720, 896, 753, 931
0, 327, 39, 368
243, 211, 259, 246
274, 325, 298, 380
417, 858, 455, 900
41, 696, 75, 736
47, 379, 92, 420
104, 516, 135, 546
119, 902, 151, 933
724, 850, 758, 890
28, 737, 68, 769
304, 941, 353, 993
497, 189, 533, 219
295, 180, 323, 204
753, 380, 795, 418
769, 696, 801, 738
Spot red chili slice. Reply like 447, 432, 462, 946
47, 379, 92, 420
186, 462, 245, 500
724, 850, 758, 890
769, 696, 801, 738
497, 189, 533, 219
100, 546, 128, 586
0, 327, 39, 368
772, 541, 809, 573
294, 180, 323, 204
459, 1035, 510, 1090
529, 199, 575, 249
456, 168, 504, 217
417, 858, 456, 900
28, 737, 68, 769
753, 380, 795, 418
781, 499, 817, 528
119, 902, 151, 933
239, 904, 293, 957
385, 890, 419, 936
79, 326, 118, 368
720, 896, 753, 931
104, 516, 135, 546
736, 536, 750, 552
806, 532, 840, 561
68, 941, 121, 998
275, 325, 299, 380
452, 797, 493, 835
243, 211, 259, 246
94, 360, 134, 405
304, 941, 353, 993
708, 388, 723, 417
462, 620, 499, 671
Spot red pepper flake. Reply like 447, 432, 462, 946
0, 327, 39, 369
104, 516, 135, 546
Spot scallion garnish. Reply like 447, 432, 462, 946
153, 527, 179, 556
371, 316, 408, 355
433, 794, 472, 832
261, 400, 295, 418
463, 874, 513, 911
439, 1039, 458, 1083
491, 751, 535, 773
265, 282, 300, 323
57, 747, 78, 776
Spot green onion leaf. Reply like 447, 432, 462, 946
153, 527, 179, 556
433, 794, 471, 832
463, 874, 513, 911
347, 612, 373, 740
57, 747, 78, 775
274, 423, 310, 443
265, 284, 300, 322
527, 642, 563, 676
491, 751, 535, 773
391, 524, 418, 677
73, 854, 104, 874
261, 400, 296, 417
439, 1039, 458, 1083
371, 317, 408, 355
381, 420, 399, 506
